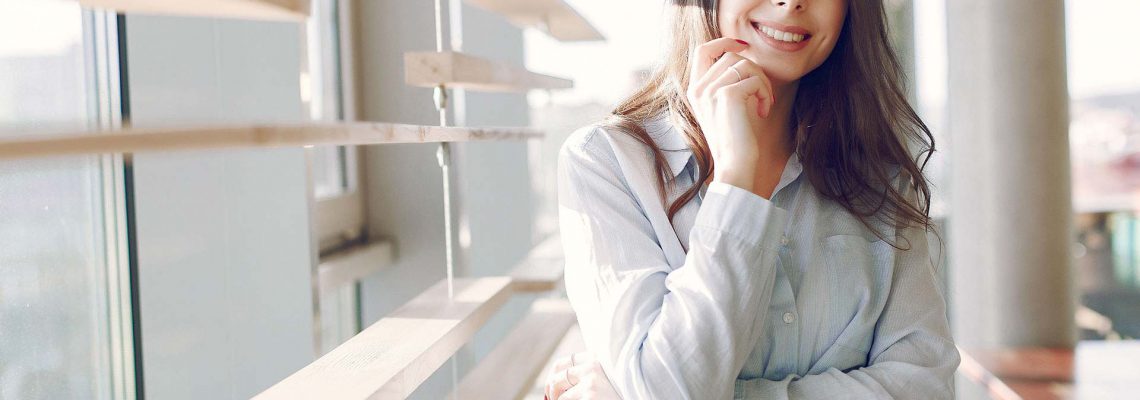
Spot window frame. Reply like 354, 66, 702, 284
304, 0, 367, 355
86, 10, 138, 400
308, 0, 366, 254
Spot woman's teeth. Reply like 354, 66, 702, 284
759, 25, 806, 43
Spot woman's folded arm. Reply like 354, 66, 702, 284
735, 223, 960, 399
558, 127, 789, 400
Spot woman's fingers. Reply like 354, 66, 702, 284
718, 75, 775, 118
551, 355, 572, 374
553, 360, 620, 400
556, 379, 596, 400
691, 52, 744, 100
701, 59, 774, 118
545, 363, 594, 400
703, 58, 758, 97
687, 37, 749, 93
551, 352, 594, 375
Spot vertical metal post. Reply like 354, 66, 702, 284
433, 0, 461, 396
435, 85, 454, 300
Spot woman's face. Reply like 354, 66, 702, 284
717, 0, 847, 85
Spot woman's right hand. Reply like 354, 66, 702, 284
685, 38, 775, 195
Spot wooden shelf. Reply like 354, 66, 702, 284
464, 0, 604, 41
405, 51, 573, 93
318, 241, 396, 293
0, 122, 542, 160
509, 235, 565, 292
255, 277, 515, 399
449, 299, 576, 400
78, 0, 309, 21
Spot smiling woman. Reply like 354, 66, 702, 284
546, 0, 957, 399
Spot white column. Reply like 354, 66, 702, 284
946, 0, 1075, 348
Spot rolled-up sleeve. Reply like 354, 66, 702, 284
735, 200, 960, 399
557, 127, 788, 400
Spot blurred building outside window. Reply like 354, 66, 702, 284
1066, 0, 1140, 341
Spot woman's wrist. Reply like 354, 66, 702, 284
713, 167, 756, 195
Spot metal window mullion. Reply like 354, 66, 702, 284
85, 8, 137, 400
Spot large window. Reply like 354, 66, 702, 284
303, 0, 366, 354
1067, 0, 1140, 340
0, 1, 132, 399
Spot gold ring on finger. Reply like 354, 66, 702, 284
564, 368, 577, 387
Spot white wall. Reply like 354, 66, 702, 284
125, 16, 315, 399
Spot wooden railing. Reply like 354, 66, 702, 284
78, 0, 310, 21
257, 235, 574, 400
405, 51, 573, 93
0, 123, 540, 160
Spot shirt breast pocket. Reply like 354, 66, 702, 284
817, 234, 895, 369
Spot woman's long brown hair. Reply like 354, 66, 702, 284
605, 0, 935, 246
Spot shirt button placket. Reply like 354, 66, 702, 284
782, 311, 796, 324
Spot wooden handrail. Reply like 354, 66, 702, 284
449, 299, 576, 400
404, 51, 573, 93
318, 241, 396, 293
0, 122, 541, 160
259, 236, 569, 399
463, 0, 604, 42
255, 277, 514, 399
78, 0, 309, 21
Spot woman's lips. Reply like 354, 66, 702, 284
751, 20, 812, 52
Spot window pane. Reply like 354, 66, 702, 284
1067, 0, 1140, 340
318, 283, 359, 355
311, 145, 347, 198
306, 0, 349, 199
0, 1, 114, 399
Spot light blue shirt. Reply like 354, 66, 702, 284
557, 113, 960, 400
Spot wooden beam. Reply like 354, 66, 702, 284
405, 51, 573, 93
449, 299, 577, 400
78, 0, 309, 21
255, 277, 515, 400
509, 235, 565, 292
463, 0, 604, 42
318, 241, 396, 293
0, 122, 542, 160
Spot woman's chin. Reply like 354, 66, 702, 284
751, 64, 805, 87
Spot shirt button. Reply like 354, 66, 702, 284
780, 235, 789, 246
783, 312, 796, 324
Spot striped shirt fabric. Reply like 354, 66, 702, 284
557, 112, 960, 400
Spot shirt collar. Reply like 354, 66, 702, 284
646, 111, 804, 196
645, 111, 693, 178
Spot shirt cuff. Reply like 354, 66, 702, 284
694, 181, 789, 250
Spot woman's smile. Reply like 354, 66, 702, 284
719, 0, 846, 83
751, 19, 813, 51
